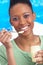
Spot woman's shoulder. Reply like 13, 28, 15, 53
35, 35, 43, 49
34, 35, 43, 41
33, 35, 43, 45
39, 36, 43, 49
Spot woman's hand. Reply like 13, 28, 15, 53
35, 50, 43, 64
0, 29, 12, 49
0, 29, 16, 65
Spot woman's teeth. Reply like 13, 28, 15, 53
21, 26, 29, 31
18, 26, 28, 34
18, 31, 24, 34
18, 26, 29, 34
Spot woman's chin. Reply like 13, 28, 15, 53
20, 30, 31, 37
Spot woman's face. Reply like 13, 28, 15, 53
10, 3, 35, 36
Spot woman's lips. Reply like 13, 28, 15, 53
21, 26, 29, 31
18, 25, 30, 34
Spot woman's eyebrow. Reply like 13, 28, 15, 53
23, 12, 31, 15
11, 12, 31, 17
11, 15, 18, 17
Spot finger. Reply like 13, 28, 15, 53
0, 29, 7, 38
36, 57, 43, 62
7, 31, 12, 38
36, 60, 43, 64
7, 36, 11, 42
0, 32, 8, 41
35, 50, 43, 58
1, 29, 6, 33
0, 29, 12, 37
1, 29, 11, 36
0, 32, 3, 38
37, 50, 43, 54
2, 35, 9, 44
0, 32, 11, 42
35, 53, 42, 58
36, 61, 43, 64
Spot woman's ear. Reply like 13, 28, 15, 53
32, 13, 36, 21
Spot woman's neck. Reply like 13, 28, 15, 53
15, 32, 34, 46
20, 32, 34, 40
14, 32, 35, 52
14, 33, 40, 52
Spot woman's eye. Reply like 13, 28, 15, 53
24, 14, 30, 18
12, 17, 18, 21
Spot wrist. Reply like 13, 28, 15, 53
5, 42, 12, 50
6, 45, 12, 50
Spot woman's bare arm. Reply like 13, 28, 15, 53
6, 47, 16, 65
0, 30, 16, 65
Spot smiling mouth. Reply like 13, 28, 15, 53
21, 25, 30, 31
18, 30, 24, 34
18, 25, 30, 34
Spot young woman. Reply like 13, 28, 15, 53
0, 0, 43, 65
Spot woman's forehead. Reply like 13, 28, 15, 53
10, 3, 32, 16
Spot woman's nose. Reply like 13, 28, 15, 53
19, 17, 26, 25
